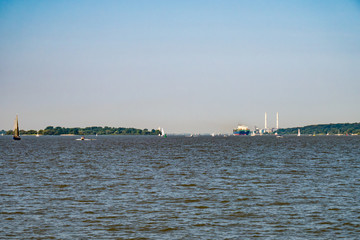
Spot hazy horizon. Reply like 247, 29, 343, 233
1, 0, 359, 134
1, 115, 360, 134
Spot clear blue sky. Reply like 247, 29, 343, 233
1, 0, 359, 133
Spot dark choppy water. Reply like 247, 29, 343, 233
1, 135, 359, 239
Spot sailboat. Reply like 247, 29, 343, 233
36, 130, 40, 137
297, 129, 301, 137
13, 115, 21, 140
160, 128, 167, 138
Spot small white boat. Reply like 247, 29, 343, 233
75, 136, 95, 141
159, 128, 167, 138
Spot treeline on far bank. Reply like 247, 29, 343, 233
2, 126, 161, 136
277, 122, 360, 135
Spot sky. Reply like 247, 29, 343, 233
1, 0, 360, 134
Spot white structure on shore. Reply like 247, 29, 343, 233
261, 112, 279, 134
265, 112, 267, 130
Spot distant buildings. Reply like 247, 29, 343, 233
255, 112, 279, 135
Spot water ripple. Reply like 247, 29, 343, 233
1, 135, 359, 239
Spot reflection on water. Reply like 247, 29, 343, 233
1, 135, 359, 239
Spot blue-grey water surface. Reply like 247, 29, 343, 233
1, 135, 359, 239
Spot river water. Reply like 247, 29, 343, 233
1, 135, 359, 239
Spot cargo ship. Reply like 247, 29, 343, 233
233, 124, 250, 135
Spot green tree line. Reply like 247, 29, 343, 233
4, 126, 161, 136
277, 122, 360, 135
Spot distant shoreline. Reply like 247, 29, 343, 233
277, 122, 360, 135
1, 126, 161, 136
1, 122, 360, 136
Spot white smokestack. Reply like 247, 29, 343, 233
265, 112, 267, 129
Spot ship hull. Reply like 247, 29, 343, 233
233, 131, 250, 135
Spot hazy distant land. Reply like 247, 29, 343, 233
277, 122, 360, 135
1, 126, 161, 136
1, 123, 360, 136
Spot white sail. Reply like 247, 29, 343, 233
297, 129, 301, 136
